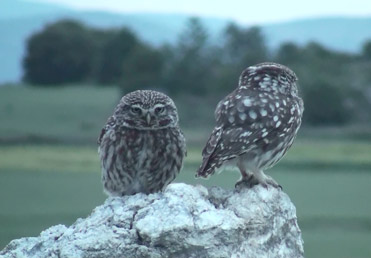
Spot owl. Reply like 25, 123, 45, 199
98, 90, 186, 196
196, 62, 304, 188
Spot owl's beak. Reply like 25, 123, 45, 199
146, 112, 151, 124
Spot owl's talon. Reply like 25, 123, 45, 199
258, 181, 281, 190
267, 181, 282, 189
238, 172, 283, 190
234, 179, 244, 189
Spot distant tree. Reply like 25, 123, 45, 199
211, 23, 269, 94
275, 41, 364, 125
223, 23, 268, 66
23, 20, 94, 85
178, 17, 208, 53
361, 40, 371, 60
275, 42, 302, 65
120, 44, 164, 93
303, 80, 351, 125
162, 17, 213, 95
95, 28, 139, 84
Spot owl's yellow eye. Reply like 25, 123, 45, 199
130, 107, 142, 114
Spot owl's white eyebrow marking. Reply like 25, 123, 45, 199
151, 103, 166, 111
153, 103, 165, 108
131, 104, 144, 111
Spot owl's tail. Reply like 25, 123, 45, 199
195, 127, 224, 178
196, 158, 223, 178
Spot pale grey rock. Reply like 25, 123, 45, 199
0, 183, 304, 258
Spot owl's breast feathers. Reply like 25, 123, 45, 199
99, 122, 186, 172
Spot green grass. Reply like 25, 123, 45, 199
1, 143, 371, 258
0, 85, 119, 143
0, 169, 105, 246
1, 140, 371, 173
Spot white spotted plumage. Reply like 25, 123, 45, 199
196, 62, 304, 188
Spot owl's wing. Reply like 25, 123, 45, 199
179, 129, 188, 157
196, 95, 229, 177
196, 126, 223, 177
97, 115, 116, 145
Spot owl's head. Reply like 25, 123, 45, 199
114, 90, 179, 130
238, 62, 298, 96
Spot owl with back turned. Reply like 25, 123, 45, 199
98, 90, 186, 196
197, 62, 304, 188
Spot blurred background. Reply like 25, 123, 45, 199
1, 0, 371, 257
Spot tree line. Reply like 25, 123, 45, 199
23, 18, 371, 125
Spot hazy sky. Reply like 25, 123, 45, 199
34, 0, 371, 24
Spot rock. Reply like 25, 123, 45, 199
0, 183, 304, 258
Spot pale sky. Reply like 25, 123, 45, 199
34, 0, 371, 24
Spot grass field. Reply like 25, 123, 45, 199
1, 85, 371, 258
0, 85, 119, 143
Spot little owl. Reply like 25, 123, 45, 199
98, 90, 186, 196
196, 62, 304, 188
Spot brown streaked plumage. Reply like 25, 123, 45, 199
98, 90, 186, 196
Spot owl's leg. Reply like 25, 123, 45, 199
253, 170, 282, 189
235, 162, 255, 188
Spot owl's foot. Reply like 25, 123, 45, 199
261, 175, 282, 190
235, 172, 282, 190
235, 173, 259, 189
